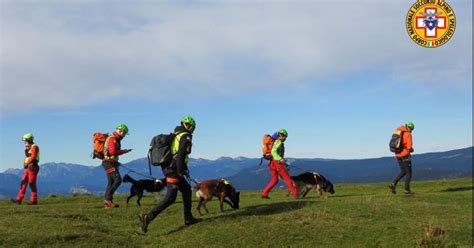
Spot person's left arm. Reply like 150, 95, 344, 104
24, 145, 39, 165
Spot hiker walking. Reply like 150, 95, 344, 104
139, 116, 201, 233
389, 122, 415, 195
11, 133, 40, 205
261, 129, 299, 199
102, 123, 132, 208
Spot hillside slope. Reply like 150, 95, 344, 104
0, 178, 471, 247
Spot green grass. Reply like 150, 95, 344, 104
0, 178, 472, 247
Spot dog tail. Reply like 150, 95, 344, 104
123, 174, 136, 184
195, 189, 205, 200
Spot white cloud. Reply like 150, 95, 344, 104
1, 1, 471, 113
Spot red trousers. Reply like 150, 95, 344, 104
262, 160, 298, 197
16, 165, 39, 203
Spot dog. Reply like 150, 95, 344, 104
123, 174, 166, 206
195, 179, 240, 215
291, 172, 335, 198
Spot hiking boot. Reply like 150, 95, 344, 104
138, 214, 149, 234
185, 217, 202, 226
261, 195, 270, 199
291, 194, 299, 199
404, 190, 415, 195
111, 201, 120, 208
10, 198, 21, 205
388, 184, 396, 194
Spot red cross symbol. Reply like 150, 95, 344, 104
415, 7, 447, 38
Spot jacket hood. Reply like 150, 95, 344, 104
271, 132, 279, 140
174, 125, 189, 134
397, 125, 411, 132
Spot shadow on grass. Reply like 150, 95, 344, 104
439, 186, 473, 192
210, 200, 314, 220
162, 225, 189, 235
163, 200, 314, 235
317, 194, 366, 198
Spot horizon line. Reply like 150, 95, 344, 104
1, 146, 471, 173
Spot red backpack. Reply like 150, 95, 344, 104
261, 134, 275, 160
92, 133, 109, 159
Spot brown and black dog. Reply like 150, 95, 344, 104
195, 179, 240, 215
291, 172, 335, 198
123, 174, 166, 206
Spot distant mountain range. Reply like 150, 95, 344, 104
0, 147, 471, 198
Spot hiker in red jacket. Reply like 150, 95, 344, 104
102, 123, 132, 208
389, 122, 415, 195
11, 133, 40, 205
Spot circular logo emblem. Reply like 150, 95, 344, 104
406, 0, 456, 48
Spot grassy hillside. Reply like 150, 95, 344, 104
0, 178, 472, 247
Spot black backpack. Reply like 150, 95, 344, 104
389, 130, 404, 153
148, 133, 176, 170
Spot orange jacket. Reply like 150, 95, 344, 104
395, 125, 413, 158
24, 144, 39, 165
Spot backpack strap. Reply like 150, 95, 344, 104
399, 130, 405, 148
103, 135, 113, 160
147, 151, 152, 175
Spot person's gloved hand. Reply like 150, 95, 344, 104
279, 159, 287, 165
125, 149, 133, 153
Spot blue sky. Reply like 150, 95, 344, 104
0, 1, 472, 172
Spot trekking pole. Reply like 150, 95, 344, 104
185, 173, 200, 185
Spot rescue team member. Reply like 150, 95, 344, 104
261, 129, 299, 199
103, 123, 132, 208
139, 116, 201, 233
11, 133, 40, 205
389, 122, 415, 195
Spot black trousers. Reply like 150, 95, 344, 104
147, 177, 193, 222
102, 160, 122, 201
392, 157, 412, 191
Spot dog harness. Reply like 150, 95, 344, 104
312, 172, 321, 184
